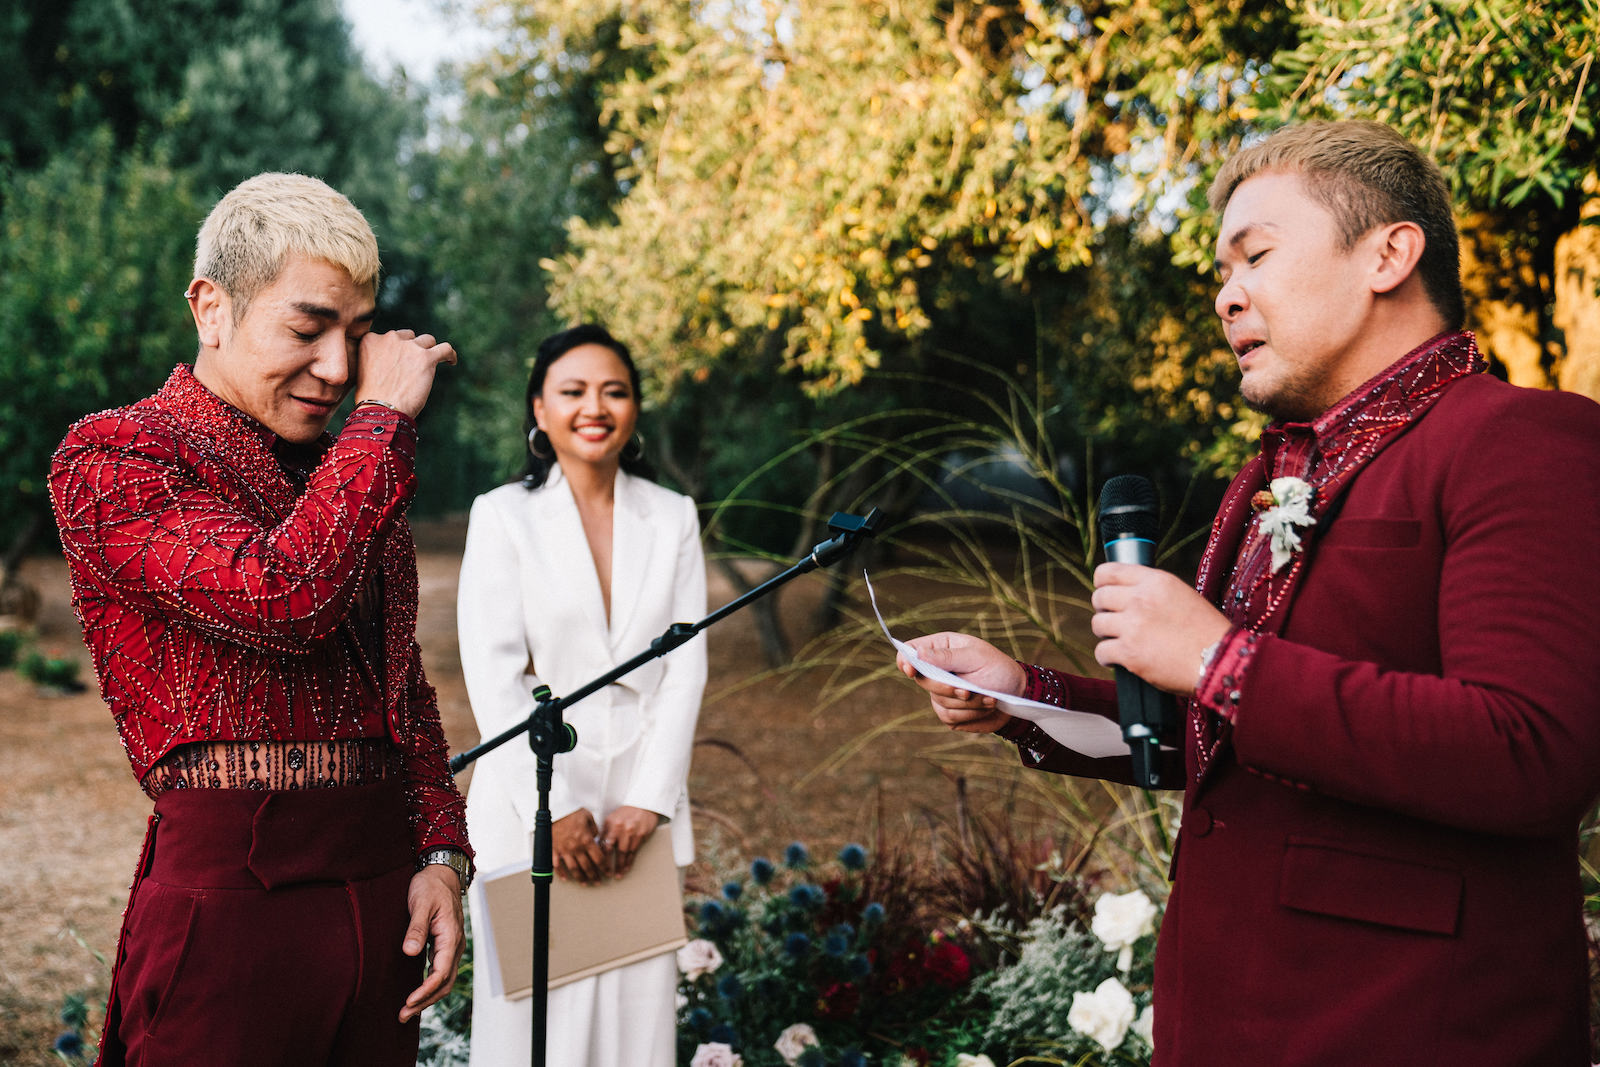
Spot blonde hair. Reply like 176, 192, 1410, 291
1208, 120, 1464, 328
194, 173, 380, 320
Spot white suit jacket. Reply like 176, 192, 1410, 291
456, 466, 708, 867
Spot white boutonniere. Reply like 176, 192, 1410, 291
1252, 476, 1315, 572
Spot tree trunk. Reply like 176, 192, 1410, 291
1554, 175, 1600, 402
710, 555, 791, 666
0, 509, 44, 624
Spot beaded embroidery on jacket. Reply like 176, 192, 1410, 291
1186, 331, 1485, 778
48, 364, 469, 854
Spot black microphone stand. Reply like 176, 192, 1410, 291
448, 508, 883, 1067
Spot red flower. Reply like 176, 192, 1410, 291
883, 937, 928, 993
922, 939, 971, 988
816, 981, 861, 1020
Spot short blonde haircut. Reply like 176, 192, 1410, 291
1208, 120, 1464, 328
194, 173, 380, 320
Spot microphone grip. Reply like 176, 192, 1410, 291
1115, 665, 1170, 788
1106, 535, 1155, 567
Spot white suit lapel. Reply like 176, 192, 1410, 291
536, 466, 611, 644
608, 472, 655, 644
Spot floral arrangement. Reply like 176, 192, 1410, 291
975, 890, 1157, 1064
676, 840, 1163, 1067
677, 841, 985, 1066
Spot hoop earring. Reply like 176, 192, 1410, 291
621, 432, 645, 463
527, 427, 553, 459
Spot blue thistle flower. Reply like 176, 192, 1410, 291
699, 899, 726, 925
824, 924, 853, 956
788, 883, 825, 910
784, 841, 810, 868
53, 1032, 83, 1058
716, 974, 743, 1000
848, 952, 872, 978
708, 1022, 740, 1046
721, 881, 743, 901
839, 1048, 867, 1067
686, 1007, 713, 1031
784, 931, 812, 958
837, 842, 867, 870
750, 857, 776, 884
861, 901, 885, 926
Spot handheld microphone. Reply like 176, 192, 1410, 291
1097, 475, 1175, 788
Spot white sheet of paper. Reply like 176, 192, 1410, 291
865, 572, 1154, 760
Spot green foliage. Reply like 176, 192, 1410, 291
1269, 0, 1599, 211
393, 61, 620, 511
0, 628, 27, 668
976, 907, 1154, 1065
51, 991, 92, 1063
679, 841, 987, 1065
19, 648, 85, 692
477, 0, 1300, 499
0, 130, 198, 550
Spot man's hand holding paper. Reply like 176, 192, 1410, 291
869, 574, 1152, 759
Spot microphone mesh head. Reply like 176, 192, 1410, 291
1097, 475, 1159, 543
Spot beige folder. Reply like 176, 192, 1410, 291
472, 827, 687, 999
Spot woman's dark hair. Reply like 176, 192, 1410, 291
519, 323, 655, 489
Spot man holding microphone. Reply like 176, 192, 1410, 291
901, 121, 1600, 1065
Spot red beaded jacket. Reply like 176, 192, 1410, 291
49, 364, 470, 859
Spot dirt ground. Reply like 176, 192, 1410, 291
1, 522, 995, 1064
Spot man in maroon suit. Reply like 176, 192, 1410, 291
902, 120, 1600, 1065
50, 173, 472, 1065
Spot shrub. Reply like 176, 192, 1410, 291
676, 836, 1162, 1067
19, 649, 85, 692
0, 627, 27, 668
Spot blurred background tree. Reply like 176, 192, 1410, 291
3, 0, 1596, 614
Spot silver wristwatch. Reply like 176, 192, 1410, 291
419, 847, 472, 894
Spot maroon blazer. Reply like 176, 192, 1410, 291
1027, 372, 1600, 1065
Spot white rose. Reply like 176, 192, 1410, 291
773, 1023, 819, 1065
954, 1056, 997, 1067
1132, 1003, 1155, 1047
1091, 889, 1158, 970
677, 938, 725, 981
1068, 976, 1137, 1051
690, 1042, 744, 1067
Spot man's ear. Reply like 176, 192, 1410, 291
188, 278, 230, 349
1369, 221, 1427, 296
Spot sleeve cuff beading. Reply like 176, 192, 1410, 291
1192, 627, 1258, 725
340, 405, 419, 466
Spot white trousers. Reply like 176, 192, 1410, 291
466, 948, 677, 1067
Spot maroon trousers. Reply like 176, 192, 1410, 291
99, 782, 423, 1066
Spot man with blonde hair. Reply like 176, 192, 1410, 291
903, 120, 1600, 1064
50, 172, 472, 1065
